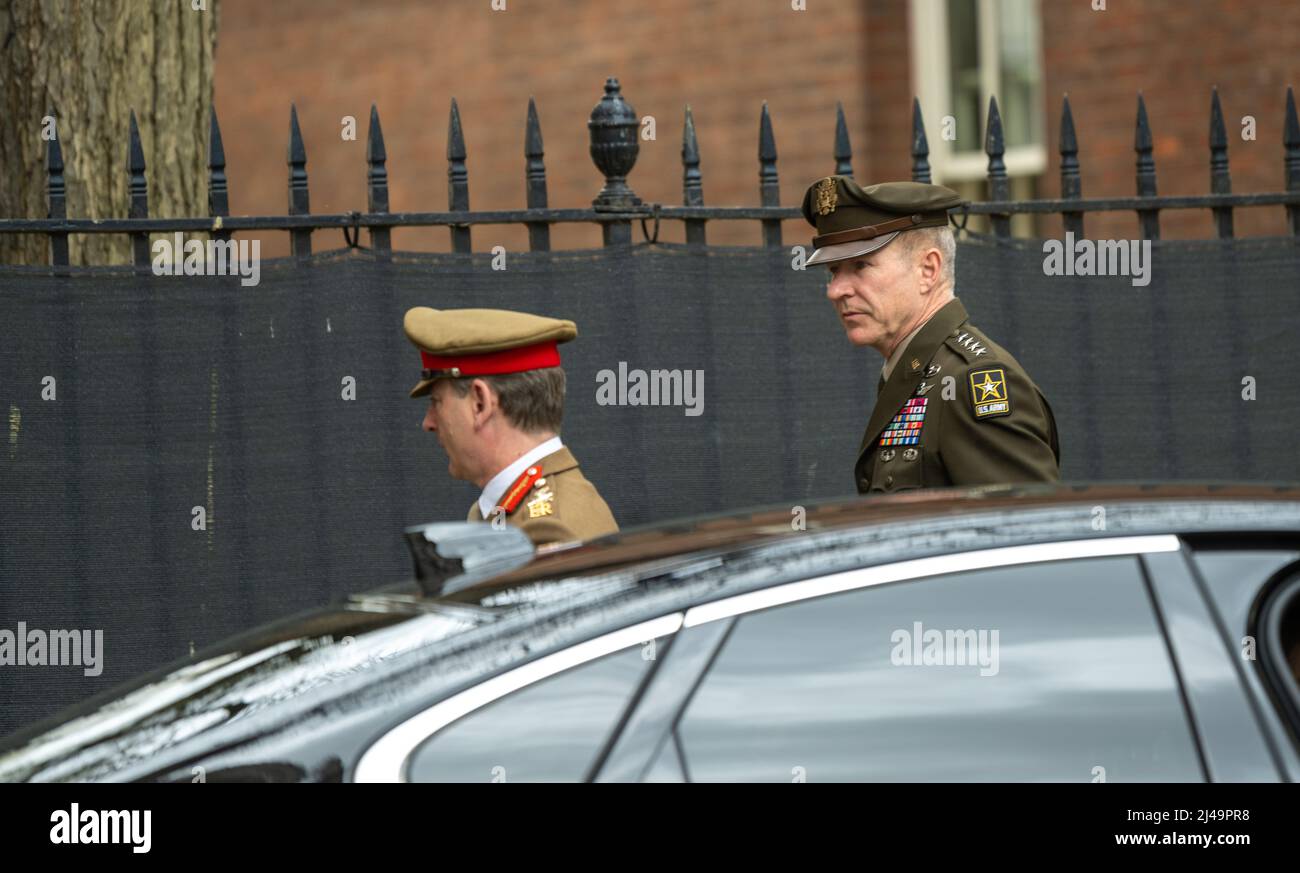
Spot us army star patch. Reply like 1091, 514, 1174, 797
969, 368, 1010, 419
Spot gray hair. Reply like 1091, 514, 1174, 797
899, 225, 956, 288
448, 367, 566, 434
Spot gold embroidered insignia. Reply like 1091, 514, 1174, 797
526, 487, 555, 519
814, 178, 837, 215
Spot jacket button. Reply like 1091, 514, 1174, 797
884, 475, 894, 488
858, 475, 870, 490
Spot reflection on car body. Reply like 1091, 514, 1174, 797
2, 484, 1299, 783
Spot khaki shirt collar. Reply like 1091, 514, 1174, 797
881, 320, 929, 383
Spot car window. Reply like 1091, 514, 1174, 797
675, 556, 1202, 782
1272, 582, 1300, 689
1190, 549, 1300, 639
407, 645, 651, 783
1257, 570, 1300, 735
1186, 548, 1300, 779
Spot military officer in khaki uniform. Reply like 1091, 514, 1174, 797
801, 176, 1060, 493
404, 307, 619, 545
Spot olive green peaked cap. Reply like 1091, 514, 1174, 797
800, 176, 965, 266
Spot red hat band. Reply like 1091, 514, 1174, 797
419, 341, 561, 379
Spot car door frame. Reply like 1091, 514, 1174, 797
355, 532, 1285, 783
593, 533, 1282, 782
1140, 545, 1284, 782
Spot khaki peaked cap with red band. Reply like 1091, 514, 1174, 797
800, 176, 965, 266
403, 307, 577, 398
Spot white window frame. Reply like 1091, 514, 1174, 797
909, 0, 1047, 184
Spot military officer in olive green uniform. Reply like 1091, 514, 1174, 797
404, 307, 619, 545
801, 175, 1060, 493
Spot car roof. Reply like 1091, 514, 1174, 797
422, 482, 1300, 605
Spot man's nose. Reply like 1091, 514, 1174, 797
826, 270, 852, 301
422, 408, 437, 432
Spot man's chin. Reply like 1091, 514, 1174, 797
842, 325, 879, 348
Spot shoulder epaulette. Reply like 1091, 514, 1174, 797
946, 327, 991, 362
499, 465, 544, 514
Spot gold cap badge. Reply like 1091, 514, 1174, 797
814, 177, 837, 215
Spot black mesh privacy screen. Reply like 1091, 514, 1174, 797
2, 236, 1298, 735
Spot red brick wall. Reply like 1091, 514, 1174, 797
214, 0, 893, 257
864, 0, 916, 185
211, 0, 1298, 256
1039, 0, 1299, 239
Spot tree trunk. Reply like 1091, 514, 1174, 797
0, 0, 220, 265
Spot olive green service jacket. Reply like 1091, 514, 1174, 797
856, 298, 1061, 493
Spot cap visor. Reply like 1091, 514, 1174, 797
409, 378, 436, 399
806, 231, 901, 266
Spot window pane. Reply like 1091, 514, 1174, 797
1192, 550, 1300, 639
407, 645, 650, 783
678, 557, 1202, 782
947, 0, 982, 152
1273, 578, 1300, 692
998, 0, 1042, 148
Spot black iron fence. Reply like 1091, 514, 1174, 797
5, 76, 1300, 738
5, 76, 1300, 266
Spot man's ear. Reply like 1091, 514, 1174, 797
919, 245, 942, 291
469, 378, 497, 426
